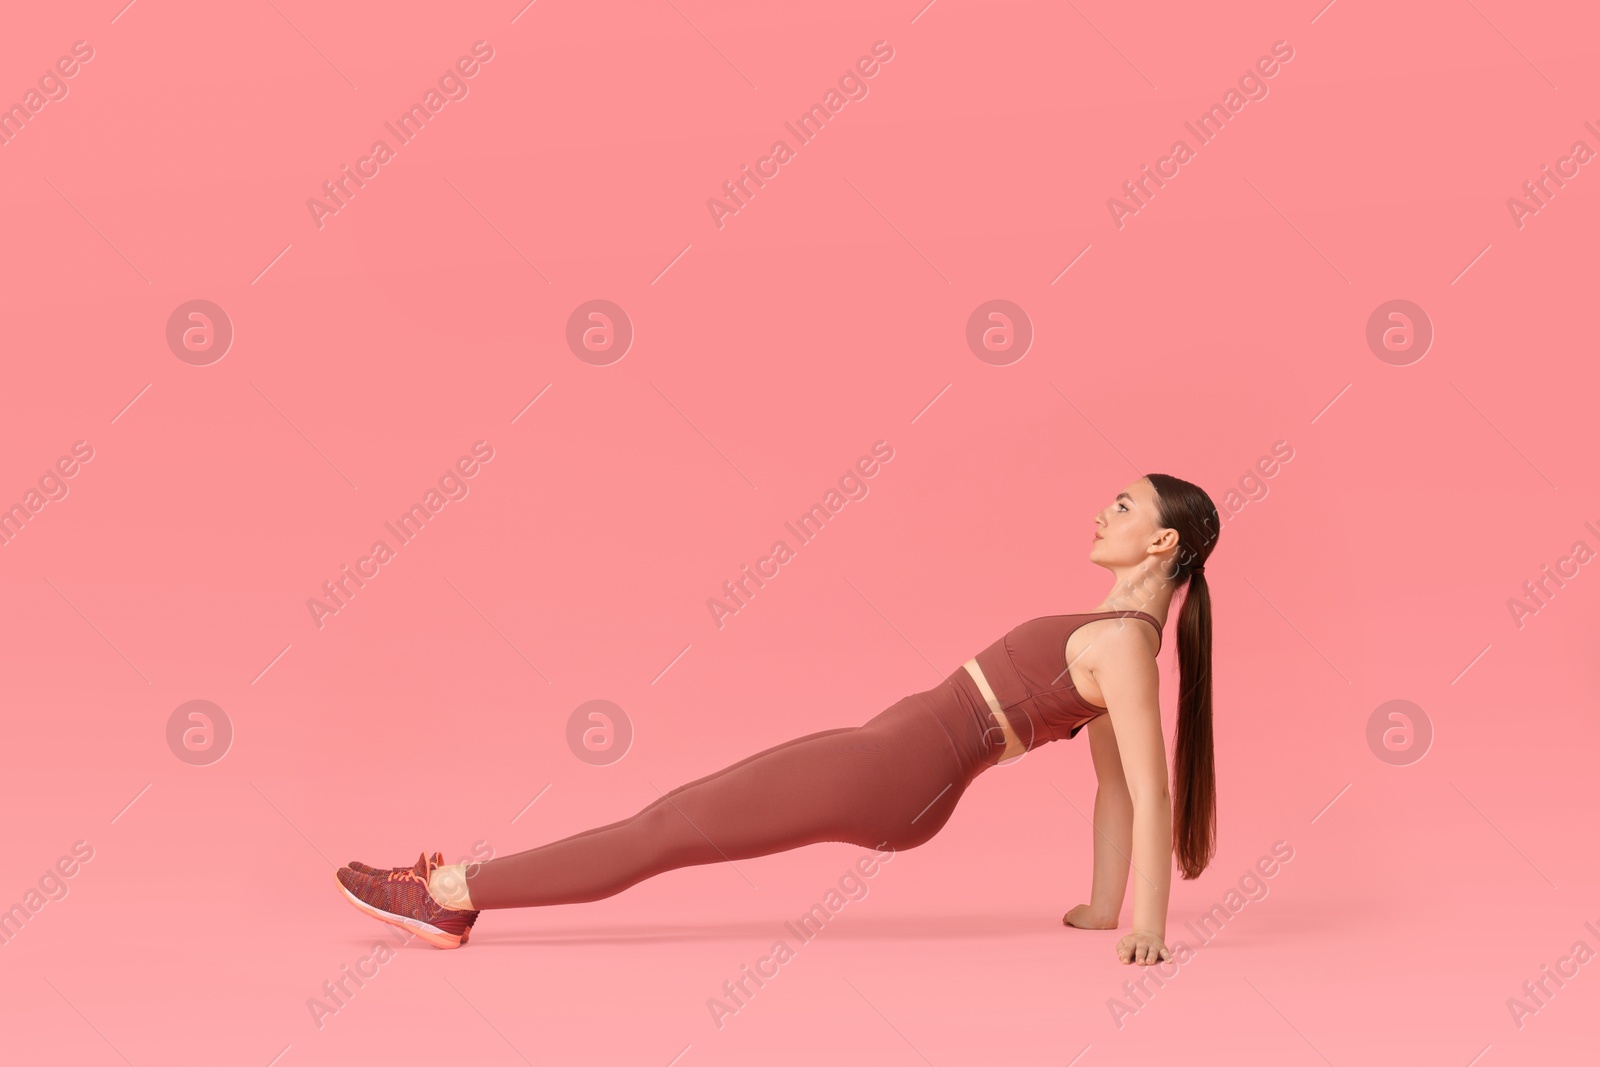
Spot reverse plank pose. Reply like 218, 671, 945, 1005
336, 473, 1219, 966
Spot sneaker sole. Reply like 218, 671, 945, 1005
335, 872, 467, 949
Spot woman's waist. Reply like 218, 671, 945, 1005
936, 661, 1050, 754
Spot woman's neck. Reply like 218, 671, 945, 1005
1093, 561, 1178, 628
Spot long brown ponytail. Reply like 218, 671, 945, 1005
1144, 473, 1219, 880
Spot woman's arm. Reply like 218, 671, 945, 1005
1063, 714, 1133, 928
1091, 629, 1172, 966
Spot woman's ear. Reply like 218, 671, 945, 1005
1148, 527, 1180, 554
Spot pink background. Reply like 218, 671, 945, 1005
1, 0, 1596, 1063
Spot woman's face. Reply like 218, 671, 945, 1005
1089, 478, 1166, 568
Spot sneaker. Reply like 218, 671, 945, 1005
339, 852, 475, 945
335, 851, 479, 949
346, 851, 444, 878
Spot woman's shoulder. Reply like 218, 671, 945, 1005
1056, 610, 1163, 657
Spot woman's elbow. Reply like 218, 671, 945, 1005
1127, 784, 1171, 810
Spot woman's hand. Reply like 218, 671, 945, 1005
1062, 904, 1117, 930
1115, 929, 1171, 966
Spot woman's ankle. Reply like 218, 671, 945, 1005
428, 863, 475, 910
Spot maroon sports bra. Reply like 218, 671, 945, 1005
957, 610, 1163, 750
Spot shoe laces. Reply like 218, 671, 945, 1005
385, 853, 434, 886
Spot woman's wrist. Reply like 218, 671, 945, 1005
1087, 902, 1120, 926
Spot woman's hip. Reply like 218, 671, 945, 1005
862, 688, 992, 785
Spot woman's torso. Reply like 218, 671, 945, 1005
934, 610, 1164, 762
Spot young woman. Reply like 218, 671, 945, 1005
336, 473, 1219, 967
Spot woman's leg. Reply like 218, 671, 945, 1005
465, 697, 971, 909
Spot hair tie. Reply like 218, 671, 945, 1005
1192, 564, 1205, 576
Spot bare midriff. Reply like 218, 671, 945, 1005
962, 657, 1031, 764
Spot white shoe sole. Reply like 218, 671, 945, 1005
336, 873, 467, 949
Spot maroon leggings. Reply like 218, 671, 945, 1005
464, 691, 990, 909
